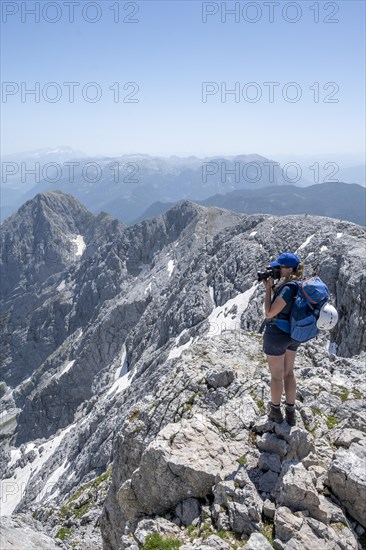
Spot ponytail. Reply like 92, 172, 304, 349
291, 262, 304, 281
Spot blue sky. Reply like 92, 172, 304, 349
1, 0, 365, 161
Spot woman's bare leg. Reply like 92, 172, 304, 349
267, 354, 285, 404
284, 349, 297, 404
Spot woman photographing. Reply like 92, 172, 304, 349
262, 253, 304, 426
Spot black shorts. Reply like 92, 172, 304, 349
263, 325, 300, 356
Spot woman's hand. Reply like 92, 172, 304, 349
263, 277, 273, 291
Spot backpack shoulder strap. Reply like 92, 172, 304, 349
273, 280, 299, 301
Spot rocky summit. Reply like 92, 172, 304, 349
0, 190, 365, 550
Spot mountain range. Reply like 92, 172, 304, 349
0, 191, 365, 549
2, 149, 364, 225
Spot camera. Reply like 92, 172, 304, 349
257, 266, 281, 282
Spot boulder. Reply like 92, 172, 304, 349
175, 497, 201, 526
327, 443, 366, 527
0, 516, 59, 550
131, 417, 236, 515
243, 532, 274, 549
206, 367, 236, 389
257, 433, 288, 458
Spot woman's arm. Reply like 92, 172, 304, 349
263, 278, 287, 319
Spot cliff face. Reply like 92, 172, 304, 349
0, 191, 365, 549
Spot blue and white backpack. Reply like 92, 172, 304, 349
274, 276, 333, 343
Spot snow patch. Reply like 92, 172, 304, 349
56, 360, 75, 379
320, 246, 328, 253
42, 460, 69, 501
57, 280, 66, 292
249, 231, 257, 237
167, 259, 175, 277
208, 286, 216, 306
106, 346, 132, 397
168, 329, 196, 360
70, 235, 86, 258
297, 234, 315, 251
1, 424, 75, 515
145, 282, 152, 295
205, 283, 258, 337
336, 233, 343, 239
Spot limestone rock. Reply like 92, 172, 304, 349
131, 417, 235, 515
274, 462, 323, 520
133, 517, 182, 544
206, 367, 236, 389
257, 433, 288, 458
175, 497, 201, 526
327, 443, 366, 527
243, 532, 274, 549
0, 516, 59, 550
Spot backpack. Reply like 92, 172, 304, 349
274, 276, 330, 343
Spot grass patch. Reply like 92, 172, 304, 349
261, 518, 275, 545
248, 430, 257, 447
55, 527, 72, 540
200, 521, 213, 540
352, 389, 363, 400
311, 407, 322, 416
129, 409, 140, 422
187, 525, 199, 541
94, 465, 112, 486
339, 389, 349, 402
217, 529, 230, 540
326, 415, 340, 430
73, 501, 91, 519
236, 455, 247, 465
141, 533, 183, 549
333, 386, 350, 402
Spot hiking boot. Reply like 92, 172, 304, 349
285, 404, 296, 426
268, 402, 284, 424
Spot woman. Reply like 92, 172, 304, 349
262, 252, 304, 426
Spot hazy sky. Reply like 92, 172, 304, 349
1, 0, 365, 161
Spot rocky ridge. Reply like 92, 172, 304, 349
0, 191, 365, 549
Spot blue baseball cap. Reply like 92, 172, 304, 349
269, 252, 300, 268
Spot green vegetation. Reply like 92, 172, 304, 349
236, 455, 248, 465
216, 529, 230, 540
58, 465, 112, 523
250, 390, 266, 413
326, 415, 340, 430
55, 527, 72, 540
310, 406, 340, 431
141, 533, 183, 549
339, 388, 349, 402
333, 386, 350, 402
352, 389, 363, 400
187, 525, 199, 541
129, 409, 141, 422
248, 430, 257, 447
261, 518, 275, 545
200, 521, 213, 539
